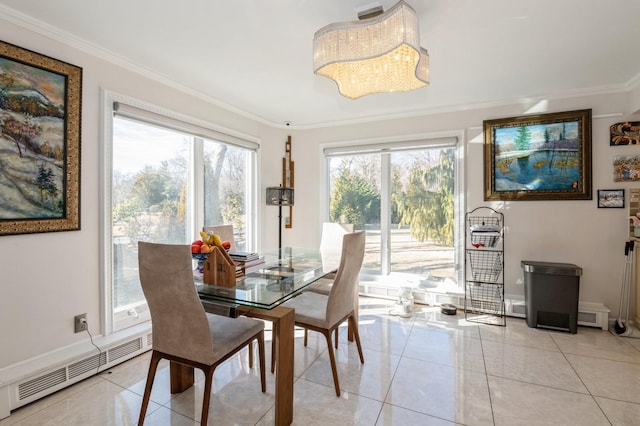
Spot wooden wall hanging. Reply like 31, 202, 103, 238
282, 136, 294, 228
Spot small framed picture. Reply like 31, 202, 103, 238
597, 189, 625, 208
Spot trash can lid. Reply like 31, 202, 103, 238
521, 260, 582, 276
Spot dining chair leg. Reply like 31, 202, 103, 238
248, 341, 254, 369
304, 328, 308, 347
349, 314, 365, 364
348, 297, 359, 342
137, 351, 161, 425
200, 367, 215, 426
257, 332, 266, 392
323, 330, 341, 397
334, 328, 338, 349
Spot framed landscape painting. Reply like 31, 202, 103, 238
0, 40, 82, 235
613, 155, 640, 182
484, 109, 592, 201
597, 189, 624, 208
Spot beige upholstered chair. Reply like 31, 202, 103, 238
306, 223, 358, 343
269, 223, 355, 373
136, 242, 265, 426
203, 224, 236, 252
318, 222, 354, 274
307, 222, 354, 296
282, 231, 366, 396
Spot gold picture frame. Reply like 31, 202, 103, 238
484, 109, 592, 201
0, 40, 82, 235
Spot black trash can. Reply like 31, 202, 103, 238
521, 260, 582, 333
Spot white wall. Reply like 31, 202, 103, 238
2, 15, 640, 373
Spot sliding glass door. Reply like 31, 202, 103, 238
326, 139, 460, 289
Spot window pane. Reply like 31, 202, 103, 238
328, 154, 381, 272
203, 140, 249, 251
112, 117, 190, 313
390, 148, 455, 282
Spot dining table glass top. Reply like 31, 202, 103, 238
195, 247, 334, 309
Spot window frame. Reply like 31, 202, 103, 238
101, 90, 260, 334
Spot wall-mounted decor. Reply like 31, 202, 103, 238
282, 136, 294, 228
266, 186, 294, 251
613, 155, 640, 181
597, 189, 624, 208
610, 122, 640, 145
628, 189, 640, 238
484, 109, 592, 201
0, 40, 82, 236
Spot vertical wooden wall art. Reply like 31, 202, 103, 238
282, 136, 294, 228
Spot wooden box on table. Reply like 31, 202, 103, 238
203, 246, 236, 287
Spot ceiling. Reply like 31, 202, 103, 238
1, 0, 639, 128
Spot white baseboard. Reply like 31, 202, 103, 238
0, 323, 152, 419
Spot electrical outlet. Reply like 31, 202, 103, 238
74, 313, 88, 333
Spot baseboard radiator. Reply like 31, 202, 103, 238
0, 328, 153, 419
360, 283, 609, 330
506, 300, 609, 330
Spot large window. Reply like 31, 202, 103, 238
324, 136, 463, 291
104, 95, 257, 332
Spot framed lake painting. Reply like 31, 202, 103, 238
484, 109, 592, 201
0, 40, 82, 235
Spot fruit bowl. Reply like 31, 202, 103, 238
192, 252, 211, 260
192, 252, 211, 273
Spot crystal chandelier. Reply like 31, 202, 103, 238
313, 1, 429, 99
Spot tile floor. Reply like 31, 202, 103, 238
3, 297, 640, 425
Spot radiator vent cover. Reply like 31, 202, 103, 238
146, 332, 153, 347
18, 368, 66, 400
507, 300, 608, 330
108, 338, 141, 362
511, 304, 526, 315
68, 353, 108, 379
578, 311, 597, 324
9, 330, 152, 410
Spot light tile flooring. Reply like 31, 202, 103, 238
3, 297, 640, 425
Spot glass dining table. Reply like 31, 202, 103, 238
171, 247, 335, 426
